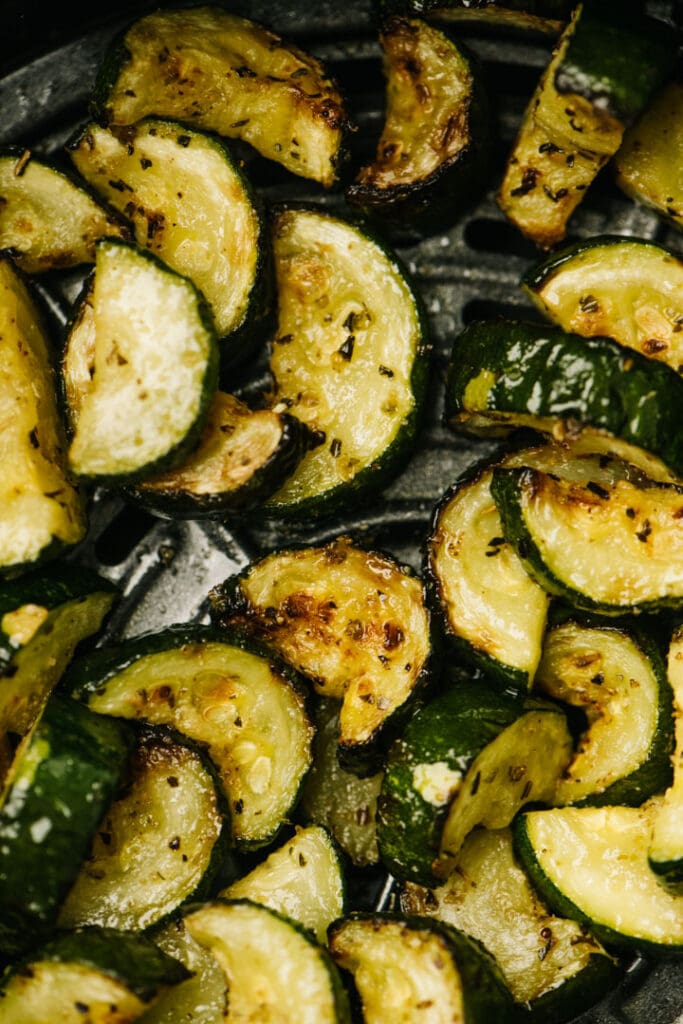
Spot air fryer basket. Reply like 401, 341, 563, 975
1, 1, 682, 1019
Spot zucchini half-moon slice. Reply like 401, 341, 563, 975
649, 625, 683, 887
376, 0, 574, 35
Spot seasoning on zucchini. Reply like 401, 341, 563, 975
648, 625, 683, 887
346, 17, 490, 237
376, 0, 575, 35
93, 6, 348, 188
264, 205, 430, 518
209, 535, 435, 776
400, 827, 620, 1022
328, 912, 517, 1024
497, 4, 676, 248
66, 625, 314, 849
0, 256, 86, 572
68, 119, 273, 364
63, 238, 218, 484
377, 681, 572, 885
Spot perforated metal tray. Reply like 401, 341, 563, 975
1, 2, 682, 1019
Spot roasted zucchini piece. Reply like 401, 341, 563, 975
376, 0, 574, 34
63, 239, 218, 484
67, 625, 314, 849
93, 7, 348, 188
649, 625, 683, 887
444, 319, 683, 478
142, 916, 228, 1024
0, 928, 190, 1024
522, 236, 683, 374
329, 912, 517, 1023
377, 682, 572, 885
0, 257, 86, 572
515, 799, 683, 955
400, 827, 620, 1022
497, 5, 676, 248
210, 536, 435, 776
68, 119, 273, 364
346, 18, 490, 236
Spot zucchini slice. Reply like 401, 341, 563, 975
497, 5, 676, 248
328, 912, 517, 1024
377, 0, 574, 34
0, 257, 86, 571
221, 824, 344, 944
0, 696, 132, 957
514, 799, 683, 955
377, 682, 572, 885
59, 726, 230, 932
142, 916, 228, 1024
93, 7, 348, 188
522, 236, 683, 374
264, 206, 430, 518
0, 928, 189, 1024
127, 392, 308, 520
183, 899, 351, 1024
346, 18, 490, 236
210, 536, 434, 775
0, 149, 128, 273
67, 625, 314, 849
400, 827, 620, 1021
64, 239, 218, 484
444, 319, 683, 478
68, 119, 272, 362
649, 625, 683, 886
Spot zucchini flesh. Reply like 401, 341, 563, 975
94, 7, 347, 187
649, 626, 683, 886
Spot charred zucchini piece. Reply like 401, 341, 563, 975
523, 236, 683, 374
93, 7, 348, 188
0, 928, 189, 1024
68, 119, 272, 363
183, 899, 352, 1024
329, 913, 517, 1024
127, 392, 307, 520
346, 18, 490, 237
536, 621, 674, 805
67, 625, 314, 849
376, 0, 574, 35
210, 536, 434, 776
615, 81, 683, 231
400, 827, 620, 1021
264, 206, 429, 518
63, 239, 218, 484
59, 726, 230, 932
444, 319, 683, 478
377, 682, 572, 885
0, 149, 127, 273
497, 5, 676, 248
0, 257, 86, 571
649, 625, 683, 887
514, 799, 683, 955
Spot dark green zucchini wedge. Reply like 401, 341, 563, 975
0, 927, 189, 1023
400, 827, 620, 1022
59, 725, 230, 932
376, 0, 574, 35
615, 81, 683, 231
377, 682, 572, 885
0, 148, 128, 273
142, 916, 228, 1024
536, 621, 674, 806
523, 236, 683, 374
66, 625, 314, 849
221, 824, 344, 944
127, 392, 308, 520
514, 800, 683, 955
346, 18, 490, 237
444, 319, 683, 478
0, 696, 132, 957
183, 899, 352, 1024
649, 625, 683, 887
497, 5, 676, 248
63, 239, 218, 484
209, 536, 435, 776
263, 206, 430, 519
0, 257, 86, 572
93, 7, 348, 188
68, 119, 273, 364
329, 912, 517, 1024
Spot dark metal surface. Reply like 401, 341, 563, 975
1, 2, 682, 1019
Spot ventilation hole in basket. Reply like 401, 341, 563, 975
464, 217, 540, 260
484, 59, 544, 101
94, 505, 158, 567
462, 298, 538, 325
